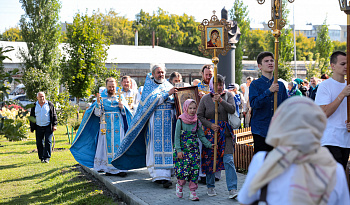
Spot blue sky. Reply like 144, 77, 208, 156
0, 0, 346, 33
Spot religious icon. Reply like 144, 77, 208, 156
205, 26, 224, 49
174, 86, 200, 118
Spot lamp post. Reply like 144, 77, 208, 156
338, 0, 350, 126
257, 0, 294, 112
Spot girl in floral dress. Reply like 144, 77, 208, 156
173, 99, 213, 201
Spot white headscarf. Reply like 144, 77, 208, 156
249, 97, 337, 205
130, 78, 138, 92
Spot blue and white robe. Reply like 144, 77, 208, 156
112, 73, 176, 181
70, 88, 132, 174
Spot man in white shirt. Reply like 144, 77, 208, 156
315, 51, 350, 170
30, 92, 57, 163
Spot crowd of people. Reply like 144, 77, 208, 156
25, 50, 348, 204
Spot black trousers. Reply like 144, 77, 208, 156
324, 145, 350, 170
253, 134, 273, 155
36, 125, 53, 160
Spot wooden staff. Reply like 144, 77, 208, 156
272, 20, 281, 112
212, 49, 219, 172
347, 13, 350, 130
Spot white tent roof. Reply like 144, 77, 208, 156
0, 41, 212, 68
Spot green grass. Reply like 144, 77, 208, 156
0, 124, 119, 205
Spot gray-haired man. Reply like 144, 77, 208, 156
30, 92, 57, 163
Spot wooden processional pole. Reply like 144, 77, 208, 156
198, 11, 231, 172
258, 0, 294, 111
212, 50, 219, 172
338, 0, 350, 130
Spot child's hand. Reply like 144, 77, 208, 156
177, 152, 184, 159
211, 144, 216, 149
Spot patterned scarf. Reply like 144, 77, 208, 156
209, 76, 225, 94
233, 93, 241, 117
249, 97, 337, 205
288, 82, 298, 97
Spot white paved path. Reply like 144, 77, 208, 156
82, 166, 246, 205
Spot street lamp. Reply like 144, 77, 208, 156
338, 0, 350, 126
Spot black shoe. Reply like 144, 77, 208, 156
199, 177, 206, 184
105, 172, 118, 176
155, 180, 165, 184
116, 172, 127, 177
162, 180, 172, 188
41, 159, 45, 163
215, 178, 220, 181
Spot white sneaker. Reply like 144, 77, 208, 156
207, 188, 217, 196
189, 191, 199, 201
229, 189, 238, 199
176, 184, 183, 198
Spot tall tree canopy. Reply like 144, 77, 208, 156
315, 18, 334, 75
1, 27, 23, 42
230, 0, 250, 85
134, 8, 202, 56
19, 0, 61, 78
61, 12, 110, 100
99, 9, 134, 45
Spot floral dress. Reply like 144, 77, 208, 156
201, 119, 234, 174
173, 120, 201, 182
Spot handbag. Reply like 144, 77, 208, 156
224, 93, 241, 129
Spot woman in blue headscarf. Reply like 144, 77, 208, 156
287, 81, 302, 98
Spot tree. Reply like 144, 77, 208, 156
302, 53, 328, 79
92, 65, 121, 95
295, 33, 315, 60
1, 27, 23, 41
333, 40, 346, 53
276, 28, 294, 81
315, 18, 334, 74
134, 8, 202, 56
245, 30, 271, 60
230, 0, 250, 85
99, 9, 134, 45
22, 67, 57, 101
61, 12, 110, 102
19, 0, 61, 79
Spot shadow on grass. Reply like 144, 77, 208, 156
2, 165, 118, 205
1, 165, 71, 183
0, 161, 41, 171
0, 150, 35, 155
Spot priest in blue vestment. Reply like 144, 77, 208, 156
70, 77, 133, 176
112, 64, 178, 188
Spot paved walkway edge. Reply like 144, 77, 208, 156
81, 165, 147, 205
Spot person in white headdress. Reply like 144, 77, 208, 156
238, 97, 349, 205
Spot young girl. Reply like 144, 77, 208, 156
173, 99, 213, 201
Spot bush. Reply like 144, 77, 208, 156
22, 67, 58, 101
0, 105, 30, 141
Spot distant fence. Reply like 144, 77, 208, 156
233, 127, 254, 171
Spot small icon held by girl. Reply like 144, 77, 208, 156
173, 99, 214, 201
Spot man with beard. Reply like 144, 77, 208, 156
197, 64, 213, 98
112, 64, 178, 188
308, 77, 319, 100
70, 77, 133, 176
